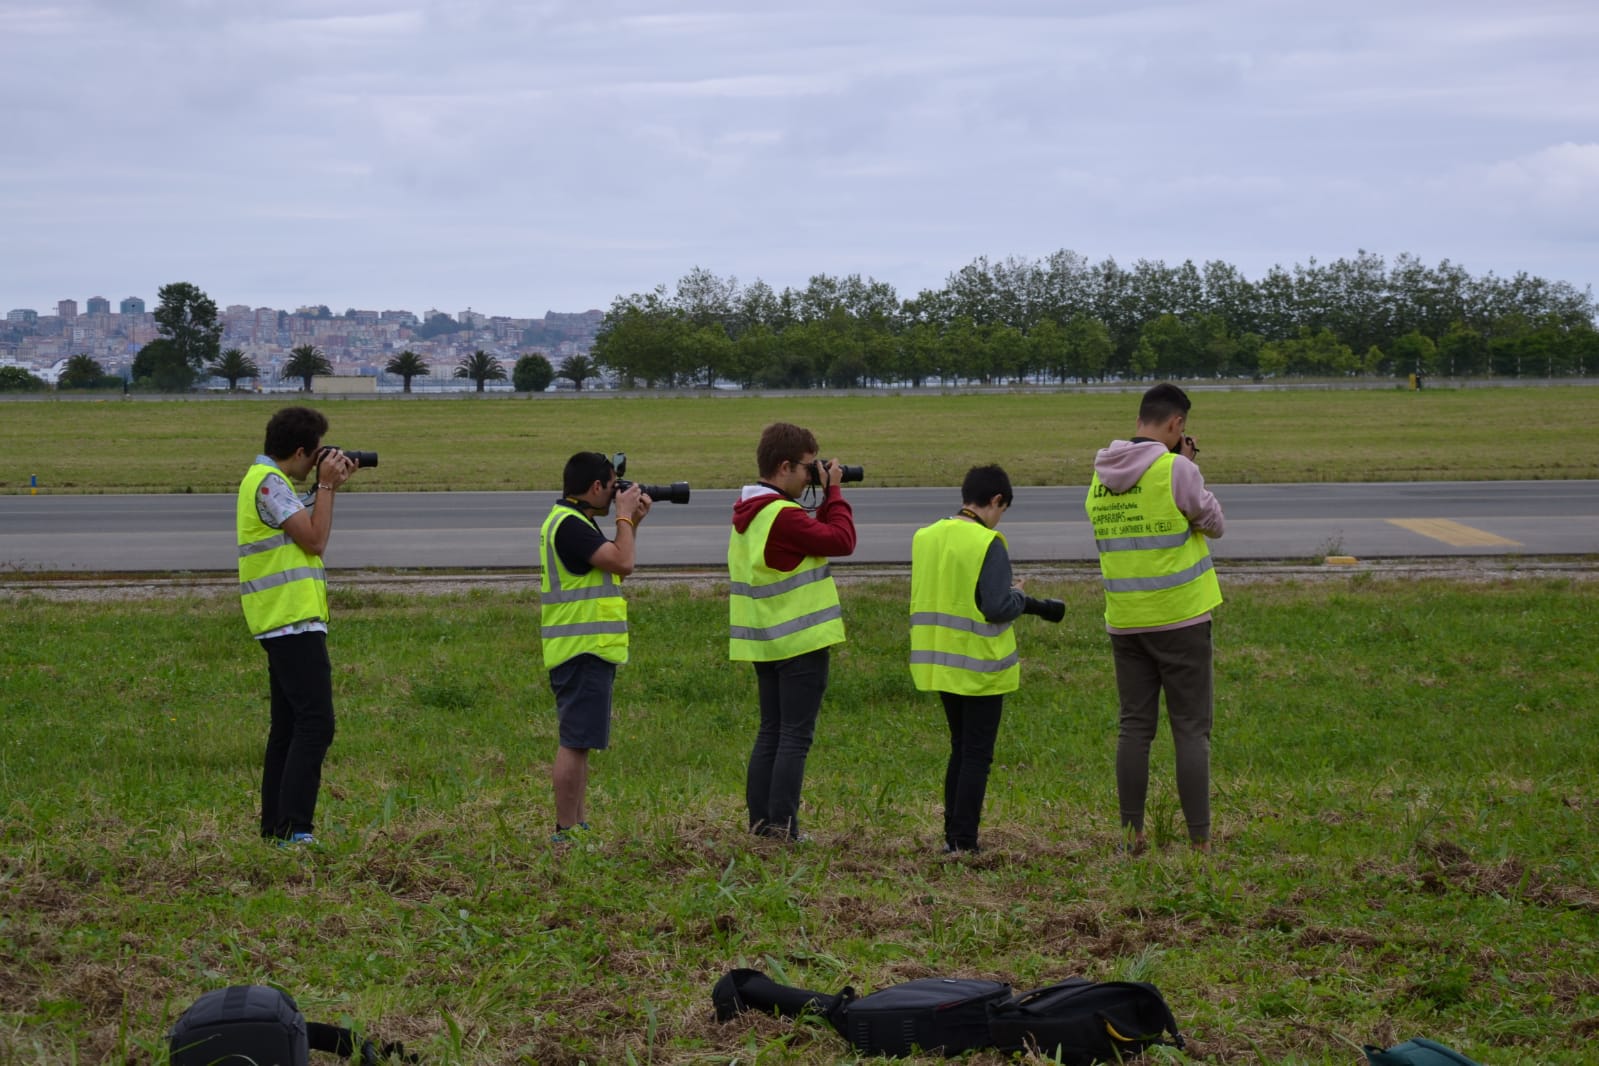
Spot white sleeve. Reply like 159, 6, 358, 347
254, 472, 306, 529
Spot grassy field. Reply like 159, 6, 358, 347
2, 385, 1597, 494
3, 575, 1596, 1064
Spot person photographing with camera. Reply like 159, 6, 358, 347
539, 451, 652, 844
1085, 383, 1225, 854
236, 406, 359, 846
729, 422, 858, 842
910, 464, 1064, 856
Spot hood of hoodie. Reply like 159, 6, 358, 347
1093, 439, 1171, 494
732, 484, 788, 533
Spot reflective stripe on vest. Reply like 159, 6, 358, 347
1085, 452, 1222, 629
539, 503, 628, 668
236, 463, 329, 635
908, 518, 1019, 695
728, 497, 845, 661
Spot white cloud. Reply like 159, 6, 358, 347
3, 1, 1598, 313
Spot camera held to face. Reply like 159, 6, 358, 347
318, 446, 379, 469
611, 452, 691, 504
808, 461, 864, 486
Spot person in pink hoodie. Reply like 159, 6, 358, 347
1085, 383, 1225, 853
728, 422, 858, 841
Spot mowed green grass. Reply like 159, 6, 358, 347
3, 576, 1596, 1064
3, 385, 1596, 494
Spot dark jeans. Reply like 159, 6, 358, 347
260, 631, 336, 839
1110, 621, 1213, 843
940, 691, 1004, 851
746, 647, 829, 838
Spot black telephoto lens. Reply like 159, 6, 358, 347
638, 481, 691, 505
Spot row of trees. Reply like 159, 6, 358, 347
2, 343, 597, 394
591, 253, 1599, 387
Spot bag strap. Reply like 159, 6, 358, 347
711, 968, 855, 1029
307, 1021, 418, 1064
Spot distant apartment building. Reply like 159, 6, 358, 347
86, 296, 111, 315
7, 309, 39, 323
458, 309, 487, 328
119, 296, 145, 314
349, 309, 380, 325
380, 309, 418, 326
58, 299, 78, 319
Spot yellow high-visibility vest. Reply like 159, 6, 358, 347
909, 518, 1019, 695
539, 503, 628, 669
236, 463, 328, 636
1085, 451, 1221, 629
728, 498, 844, 662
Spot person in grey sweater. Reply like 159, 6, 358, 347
910, 464, 1064, 854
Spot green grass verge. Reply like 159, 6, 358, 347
3, 386, 1596, 494
3, 576, 1596, 1063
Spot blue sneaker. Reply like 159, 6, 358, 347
551, 822, 591, 844
277, 832, 316, 848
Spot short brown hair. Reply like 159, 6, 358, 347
757, 422, 818, 478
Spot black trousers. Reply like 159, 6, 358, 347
940, 691, 1004, 851
260, 631, 336, 839
746, 647, 829, 838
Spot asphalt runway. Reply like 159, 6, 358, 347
2, 481, 1596, 573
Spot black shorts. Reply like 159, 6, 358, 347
549, 653, 616, 750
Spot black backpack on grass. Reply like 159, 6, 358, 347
167, 985, 412, 1066
986, 977, 1185, 1064
838, 977, 1014, 1058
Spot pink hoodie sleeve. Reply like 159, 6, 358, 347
1171, 457, 1225, 538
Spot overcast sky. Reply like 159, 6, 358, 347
4, 0, 1596, 318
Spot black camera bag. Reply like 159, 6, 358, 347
839, 977, 1012, 1058
986, 978, 1184, 1064
168, 984, 411, 1065
711, 967, 855, 1026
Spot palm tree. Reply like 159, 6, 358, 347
557, 354, 599, 391
58, 353, 107, 390
385, 349, 430, 393
283, 344, 333, 392
454, 349, 507, 392
208, 347, 261, 391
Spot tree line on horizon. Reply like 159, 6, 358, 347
590, 250, 1599, 388
5, 252, 1595, 394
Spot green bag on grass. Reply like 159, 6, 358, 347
1364, 1037, 1484, 1066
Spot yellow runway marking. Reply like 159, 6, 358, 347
1386, 518, 1522, 547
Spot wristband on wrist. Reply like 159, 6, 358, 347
616, 515, 635, 528
316, 483, 334, 492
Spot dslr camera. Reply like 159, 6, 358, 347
611, 452, 690, 504
807, 460, 865, 486
1022, 596, 1066, 624
317, 445, 378, 469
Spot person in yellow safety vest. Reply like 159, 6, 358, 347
729, 422, 857, 841
236, 406, 358, 846
540, 451, 651, 844
1084, 383, 1226, 854
910, 464, 1065, 855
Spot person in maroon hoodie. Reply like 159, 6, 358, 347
728, 422, 858, 841
1085, 383, 1225, 854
